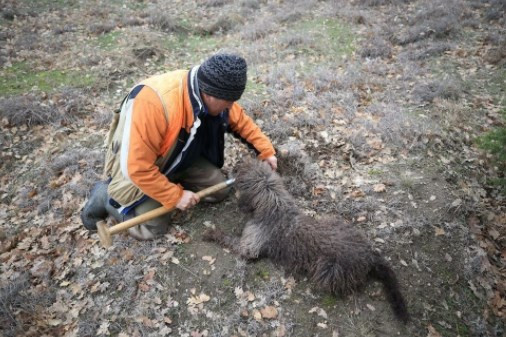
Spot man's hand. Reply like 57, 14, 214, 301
176, 190, 200, 211
264, 155, 278, 171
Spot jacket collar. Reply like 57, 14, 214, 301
188, 66, 209, 118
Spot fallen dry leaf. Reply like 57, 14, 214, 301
97, 321, 110, 335
276, 325, 287, 337
308, 306, 328, 319
489, 229, 500, 240
434, 227, 446, 236
427, 324, 442, 337
187, 293, 211, 306
351, 189, 365, 199
317, 322, 328, 329
253, 309, 262, 321
260, 305, 278, 319
202, 255, 216, 264
373, 184, 386, 192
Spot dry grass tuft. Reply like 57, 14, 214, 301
360, 36, 392, 59
240, 0, 261, 10
50, 148, 103, 176
483, 32, 506, 65
240, 19, 277, 40
147, 11, 191, 34
200, 12, 244, 35
53, 25, 76, 35
412, 78, 463, 103
277, 141, 322, 197
0, 88, 91, 127
393, 0, 464, 45
0, 274, 57, 337
13, 33, 43, 51
0, 94, 54, 126
399, 41, 453, 60
202, 0, 229, 7
365, 103, 440, 150
483, 0, 505, 22
28, 148, 105, 214
120, 16, 144, 27
88, 22, 117, 35
132, 47, 159, 62
279, 33, 313, 48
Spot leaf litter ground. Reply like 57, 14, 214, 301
0, 0, 504, 336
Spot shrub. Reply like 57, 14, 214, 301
0, 95, 54, 126
393, 0, 464, 45
0, 274, 56, 337
412, 78, 463, 103
240, 19, 277, 40
398, 41, 453, 60
200, 13, 243, 35
360, 36, 392, 58
88, 22, 116, 35
0, 88, 92, 126
147, 12, 191, 34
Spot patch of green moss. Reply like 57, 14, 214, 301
256, 269, 270, 280
247, 79, 268, 97
182, 35, 219, 52
95, 31, 123, 51
368, 169, 384, 176
477, 125, 506, 162
294, 18, 355, 58
321, 294, 337, 307
159, 34, 222, 67
0, 62, 96, 96
477, 105, 506, 159
433, 289, 475, 337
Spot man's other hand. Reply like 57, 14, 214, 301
264, 155, 278, 171
176, 190, 200, 211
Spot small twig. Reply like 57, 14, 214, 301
176, 262, 198, 278
348, 151, 356, 170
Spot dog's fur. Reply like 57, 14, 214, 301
204, 159, 409, 323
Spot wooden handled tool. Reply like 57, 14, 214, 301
97, 178, 235, 247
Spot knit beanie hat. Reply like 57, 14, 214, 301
197, 53, 247, 102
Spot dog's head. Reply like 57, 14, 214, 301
235, 158, 293, 217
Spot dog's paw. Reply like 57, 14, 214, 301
202, 228, 224, 242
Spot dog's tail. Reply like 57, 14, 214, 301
311, 257, 361, 296
369, 254, 409, 323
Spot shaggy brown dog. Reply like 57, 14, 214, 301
204, 159, 409, 323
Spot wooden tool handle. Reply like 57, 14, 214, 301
108, 178, 235, 235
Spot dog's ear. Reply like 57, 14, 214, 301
237, 189, 256, 214
247, 173, 288, 218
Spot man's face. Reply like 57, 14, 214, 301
201, 92, 234, 116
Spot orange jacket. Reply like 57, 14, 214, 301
105, 69, 275, 210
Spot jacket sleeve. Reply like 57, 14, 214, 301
122, 87, 184, 209
228, 103, 276, 159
